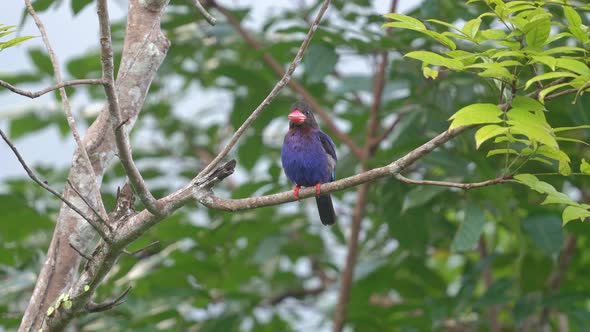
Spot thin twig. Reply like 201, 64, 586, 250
67, 180, 111, 231
69, 242, 92, 261
198, 0, 332, 178
0, 129, 110, 241
395, 174, 511, 189
96, 0, 162, 215
212, 0, 366, 160
24, 0, 109, 221
0, 78, 104, 98
191, 0, 216, 25
85, 286, 132, 313
123, 240, 160, 256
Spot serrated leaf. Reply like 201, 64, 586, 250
513, 174, 558, 194
449, 103, 502, 129
475, 125, 508, 148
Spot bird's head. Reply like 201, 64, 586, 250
288, 100, 319, 129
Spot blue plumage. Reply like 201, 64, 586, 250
281, 101, 337, 226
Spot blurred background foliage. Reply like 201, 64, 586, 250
2, 0, 590, 331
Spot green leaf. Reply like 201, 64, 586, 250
553, 125, 590, 133
487, 148, 518, 157
563, 206, 590, 225
383, 13, 426, 30
448, 103, 502, 129
28, 49, 53, 76
538, 83, 571, 103
511, 96, 545, 112
426, 19, 462, 33
9, 113, 52, 139
71, 0, 94, 15
525, 72, 578, 90
0, 36, 36, 50
513, 174, 558, 194
556, 59, 590, 76
475, 124, 508, 148
521, 215, 563, 256
462, 18, 482, 39
402, 186, 447, 212
563, 5, 582, 27
404, 51, 464, 70
524, 18, 551, 48
451, 205, 486, 252
304, 44, 338, 83
422, 66, 439, 80
581, 159, 590, 175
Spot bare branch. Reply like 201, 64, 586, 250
198, 0, 332, 178
0, 129, 110, 241
69, 242, 92, 261
395, 174, 510, 189
96, 0, 162, 215
24, 0, 108, 222
0, 78, 104, 98
212, 0, 366, 161
85, 286, 132, 313
67, 180, 110, 230
191, 0, 216, 25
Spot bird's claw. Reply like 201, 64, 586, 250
293, 185, 301, 200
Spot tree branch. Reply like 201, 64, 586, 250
0, 78, 104, 98
0, 129, 110, 241
191, 0, 216, 25
197, 0, 331, 178
332, 181, 370, 332
24, 0, 109, 222
395, 174, 510, 189
96, 0, 162, 216
212, 1, 366, 160
19, 0, 171, 329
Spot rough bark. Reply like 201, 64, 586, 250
19, 1, 170, 330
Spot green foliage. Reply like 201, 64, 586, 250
4, 1, 590, 331
0, 24, 35, 51
386, 0, 590, 224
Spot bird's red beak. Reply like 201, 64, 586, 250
288, 109, 306, 123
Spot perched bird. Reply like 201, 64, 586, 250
281, 101, 337, 225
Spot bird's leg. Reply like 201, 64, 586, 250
293, 185, 301, 200
315, 183, 321, 197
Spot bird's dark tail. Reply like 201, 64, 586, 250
315, 194, 336, 226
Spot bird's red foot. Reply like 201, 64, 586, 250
315, 183, 321, 196
293, 185, 301, 200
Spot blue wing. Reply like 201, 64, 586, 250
317, 130, 337, 180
